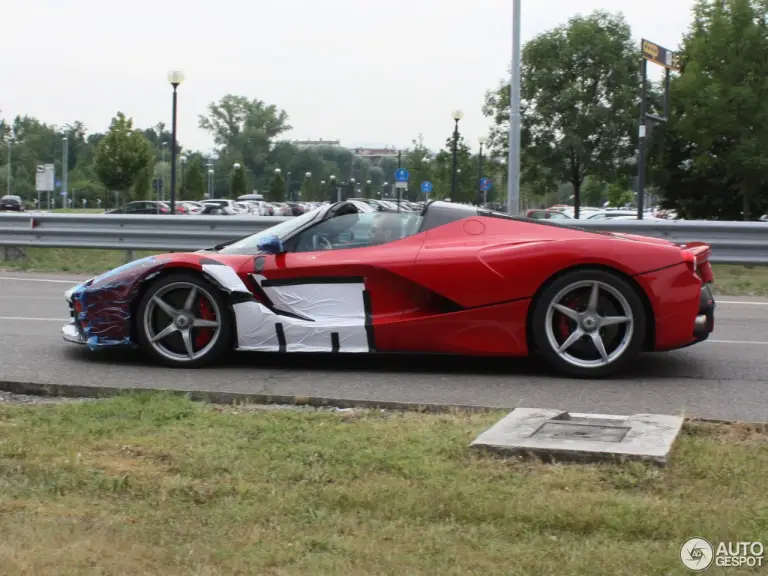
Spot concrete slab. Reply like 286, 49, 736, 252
470, 407, 684, 466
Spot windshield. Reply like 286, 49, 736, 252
216, 207, 323, 254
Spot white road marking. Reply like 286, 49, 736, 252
0, 317, 69, 322
706, 340, 768, 345
717, 301, 768, 306
0, 276, 83, 284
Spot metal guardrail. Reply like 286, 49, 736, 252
0, 212, 766, 265
559, 219, 768, 265
0, 213, 290, 252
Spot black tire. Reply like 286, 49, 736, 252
531, 268, 647, 378
135, 272, 234, 368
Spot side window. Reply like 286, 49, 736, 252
289, 212, 423, 253
548, 212, 569, 219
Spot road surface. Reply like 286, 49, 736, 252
1, 271, 767, 421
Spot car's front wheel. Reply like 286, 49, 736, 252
531, 269, 647, 378
135, 272, 233, 368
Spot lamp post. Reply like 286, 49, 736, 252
286, 171, 291, 200
329, 175, 337, 202
6, 129, 13, 196
383, 181, 388, 198
208, 169, 214, 199
180, 156, 187, 200
304, 172, 312, 201
167, 70, 184, 214
62, 136, 68, 205
232, 163, 241, 197
507, 0, 522, 215
450, 110, 463, 199
477, 135, 487, 205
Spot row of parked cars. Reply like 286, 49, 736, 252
104, 195, 425, 217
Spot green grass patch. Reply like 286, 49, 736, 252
712, 264, 768, 297
0, 393, 766, 575
1, 248, 163, 275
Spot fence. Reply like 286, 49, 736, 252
0, 212, 766, 265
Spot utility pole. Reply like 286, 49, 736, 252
507, 0, 522, 215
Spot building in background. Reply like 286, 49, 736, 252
351, 146, 399, 166
291, 139, 341, 149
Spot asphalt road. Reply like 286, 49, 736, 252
1, 271, 768, 421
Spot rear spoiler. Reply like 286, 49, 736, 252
680, 242, 714, 283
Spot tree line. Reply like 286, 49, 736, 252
0, 96, 500, 209
1, 0, 766, 219
484, 0, 768, 220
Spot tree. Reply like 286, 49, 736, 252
198, 95, 291, 181
432, 134, 473, 202
93, 112, 154, 198
132, 162, 153, 200
267, 172, 285, 202
301, 176, 315, 201
483, 11, 641, 217
606, 183, 632, 207
659, 0, 768, 220
362, 180, 373, 198
402, 135, 434, 201
231, 165, 247, 197
184, 162, 205, 200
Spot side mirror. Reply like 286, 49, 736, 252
257, 234, 284, 255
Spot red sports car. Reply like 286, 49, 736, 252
62, 201, 716, 377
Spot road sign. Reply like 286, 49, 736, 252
55, 179, 62, 188
394, 168, 409, 182
395, 182, 408, 189
421, 181, 433, 194
35, 164, 55, 192
641, 38, 680, 71
480, 177, 492, 192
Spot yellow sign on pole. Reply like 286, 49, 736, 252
641, 38, 681, 71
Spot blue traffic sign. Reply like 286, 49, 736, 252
55, 179, 62, 188
421, 181, 433, 194
480, 177, 492, 192
394, 168, 409, 182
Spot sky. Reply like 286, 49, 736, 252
1, 0, 697, 155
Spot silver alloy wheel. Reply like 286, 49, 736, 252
142, 281, 222, 362
544, 280, 634, 369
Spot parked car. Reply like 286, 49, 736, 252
0, 195, 24, 212
62, 200, 716, 378
104, 201, 184, 215
526, 209, 573, 220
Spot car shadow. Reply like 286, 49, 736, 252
62, 346, 696, 380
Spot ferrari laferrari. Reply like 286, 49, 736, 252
62, 201, 716, 377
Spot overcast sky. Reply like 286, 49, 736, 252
1, 0, 696, 155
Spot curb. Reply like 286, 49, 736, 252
0, 380, 502, 414
0, 380, 765, 425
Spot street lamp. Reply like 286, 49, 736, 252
167, 70, 184, 214
61, 136, 68, 204
451, 110, 463, 199
6, 132, 13, 196
232, 163, 241, 197
208, 168, 214, 199
478, 135, 488, 205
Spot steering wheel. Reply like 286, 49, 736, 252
318, 236, 333, 250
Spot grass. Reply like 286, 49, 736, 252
0, 393, 766, 575
1, 248, 767, 297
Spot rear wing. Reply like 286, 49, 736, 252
680, 242, 714, 283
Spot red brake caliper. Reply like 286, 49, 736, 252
558, 295, 579, 340
194, 298, 216, 349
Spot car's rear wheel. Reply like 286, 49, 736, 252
136, 272, 233, 368
531, 269, 646, 378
